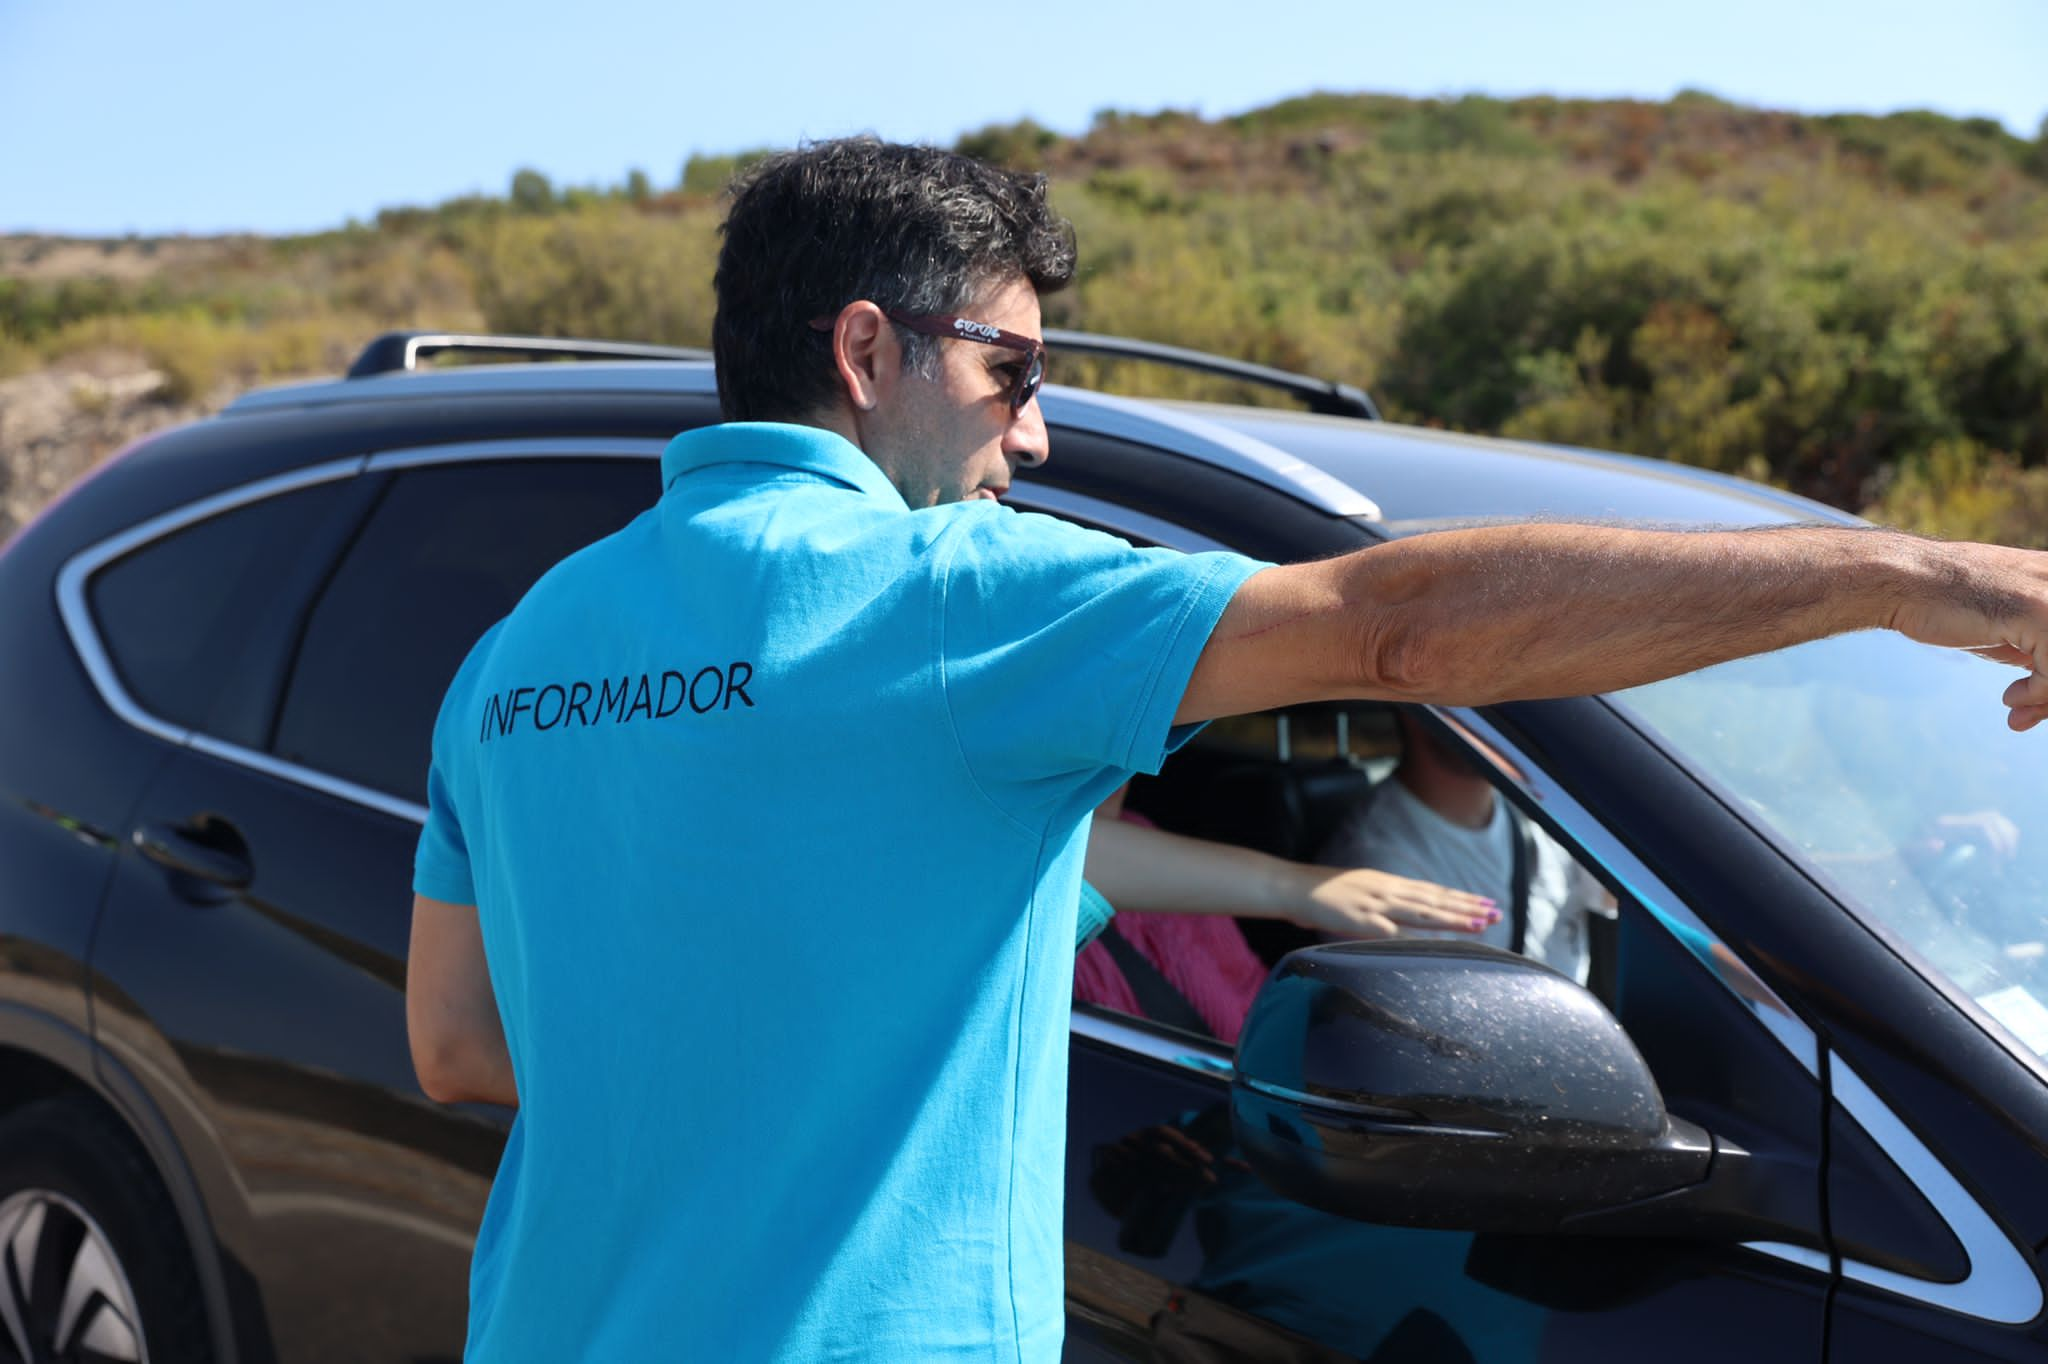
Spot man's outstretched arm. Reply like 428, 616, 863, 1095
407, 895, 518, 1107
1178, 524, 2048, 728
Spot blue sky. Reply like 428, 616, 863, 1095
4, 0, 2044, 236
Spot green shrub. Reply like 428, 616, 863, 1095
466, 205, 718, 344
1376, 96, 1544, 159
680, 150, 772, 196
0, 329, 37, 379
509, 168, 555, 215
1866, 439, 2048, 548
25, 298, 365, 394
0, 276, 172, 341
955, 119, 1059, 170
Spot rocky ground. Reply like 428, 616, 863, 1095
0, 352, 249, 542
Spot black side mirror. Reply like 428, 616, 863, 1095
1232, 941, 1777, 1236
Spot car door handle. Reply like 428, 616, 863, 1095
132, 822, 252, 889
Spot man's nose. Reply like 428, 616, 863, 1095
1007, 398, 1050, 469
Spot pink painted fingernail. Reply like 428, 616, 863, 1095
1478, 898, 1497, 907
1486, 908, 1502, 923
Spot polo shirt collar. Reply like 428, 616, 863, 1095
661, 422, 908, 508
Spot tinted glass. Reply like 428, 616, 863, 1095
271, 458, 658, 805
1620, 633, 2048, 1071
1082, 698, 1618, 1055
91, 478, 352, 736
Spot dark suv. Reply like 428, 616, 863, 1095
2, 331, 2044, 1363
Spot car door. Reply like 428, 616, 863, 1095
88, 443, 670, 1364
1023, 482, 1837, 1363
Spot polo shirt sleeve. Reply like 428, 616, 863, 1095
1075, 881, 1116, 950
937, 508, 1267, 823
413, 630, 496, 905
414, 754, 474, 905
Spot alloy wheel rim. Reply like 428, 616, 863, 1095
0, 1191, 146, 1364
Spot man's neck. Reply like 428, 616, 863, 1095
800, 408, 912, 503
1396, 760, 1497, 831
805, 408, 860, 449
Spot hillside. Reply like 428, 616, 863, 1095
5, 91, 2047, 544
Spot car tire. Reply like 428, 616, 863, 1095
0, 1097, 212, 1363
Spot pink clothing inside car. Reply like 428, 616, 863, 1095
1073, 814, 1271, 1044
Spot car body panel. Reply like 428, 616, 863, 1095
93, 745, 494, 1364
1192, 404, 1855, 529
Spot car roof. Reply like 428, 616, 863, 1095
227, 360, 1851, 531
1181, 404, 1853, 530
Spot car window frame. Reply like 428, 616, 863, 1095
60, 455, 368, 753
58, 437, 671, 824
79, 464, 381, 751
265, 448, 664, 806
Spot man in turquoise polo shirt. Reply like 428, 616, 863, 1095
407, 139, 2048, 1361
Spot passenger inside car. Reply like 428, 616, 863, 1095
1316, 708, 1616, 984
1074, 780, 1495, 1042
1074, 704, 1617, 1040
1074, 803, 1268, 1044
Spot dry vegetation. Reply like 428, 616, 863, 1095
6, 91, 2048, 544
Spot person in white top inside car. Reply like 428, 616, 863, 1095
1317, 708, 1612, 981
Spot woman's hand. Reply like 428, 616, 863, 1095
1083, 811, 1501, 939
1280, 864, 1499, 940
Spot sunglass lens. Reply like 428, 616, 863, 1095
1015, 351, 1045, 411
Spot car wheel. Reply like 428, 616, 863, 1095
0, 1098, 211, 1363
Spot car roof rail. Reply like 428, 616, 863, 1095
345, 327, 1380, 420
346, 330, 712, 378
1042, 330, 1381, 421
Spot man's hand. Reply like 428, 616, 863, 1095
1884, 540, 2048, 731
406, 895, 518, 1107
1180, 525, 2048, 728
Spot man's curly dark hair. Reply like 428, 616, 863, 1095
712, 138, 1077, 423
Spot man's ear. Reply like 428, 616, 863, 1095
826, 301, 896, 412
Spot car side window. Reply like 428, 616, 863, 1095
1011, 502, 1615, 1035
1080, 703, 1620, 1045
90, 478, 356, 746
270, 457, 659, 806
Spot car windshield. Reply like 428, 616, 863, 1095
1617, 632, 2048, 1068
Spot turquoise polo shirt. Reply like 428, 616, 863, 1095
413, 422, 1266, 1362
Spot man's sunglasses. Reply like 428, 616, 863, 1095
808, 307, 1048, 414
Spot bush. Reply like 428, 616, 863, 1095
955, 119, 1060, 170
31, 311, 367, 403
1376, 96, 1544, 159
680, 149, 771, 196
0, 277, 171, 341
509, 168, 555, 215
466, 205, 718, 344
1865, 439, 2048, 548
0, 330, 37, 379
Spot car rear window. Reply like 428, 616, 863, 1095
270, 457, 658, 805
90, 479, 354, 739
